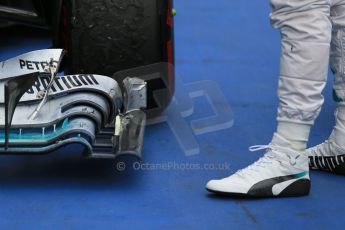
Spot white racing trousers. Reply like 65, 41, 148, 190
270, 0, 345, 148
270, 0, 345, 123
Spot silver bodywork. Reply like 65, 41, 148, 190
0, 49, 147, 159
0, 49, 64, 80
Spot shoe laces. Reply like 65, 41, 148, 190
308, 140, 332, 157
236, 144, 294, 177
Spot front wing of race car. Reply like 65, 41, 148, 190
0, 49, 147, 159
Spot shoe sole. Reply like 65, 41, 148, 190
206, 179, 310, 198
206, 188, 309, 198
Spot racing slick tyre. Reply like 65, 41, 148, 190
57, 0, 175, 118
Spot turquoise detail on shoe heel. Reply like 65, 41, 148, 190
294, 171, 307, 179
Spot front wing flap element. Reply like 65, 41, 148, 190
0, 49, 147, 160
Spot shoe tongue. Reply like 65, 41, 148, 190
271, 133, 295, 149
270, 133, 301, 157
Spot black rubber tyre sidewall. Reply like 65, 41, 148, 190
58, 0, 175, 116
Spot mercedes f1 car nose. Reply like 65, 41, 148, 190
0, 49, 147, 160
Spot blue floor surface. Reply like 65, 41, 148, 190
0, 1, 344, 229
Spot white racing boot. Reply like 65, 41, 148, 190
307, 105, 345, 175
307, 130, 345, 175
206, 134, 310, 198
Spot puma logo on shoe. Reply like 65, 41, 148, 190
247, 172, 309, 197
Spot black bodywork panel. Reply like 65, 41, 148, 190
0, 0, 62, 31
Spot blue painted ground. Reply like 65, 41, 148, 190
0, 1, 344, 229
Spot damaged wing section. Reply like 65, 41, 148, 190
0, 49, 147, 160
